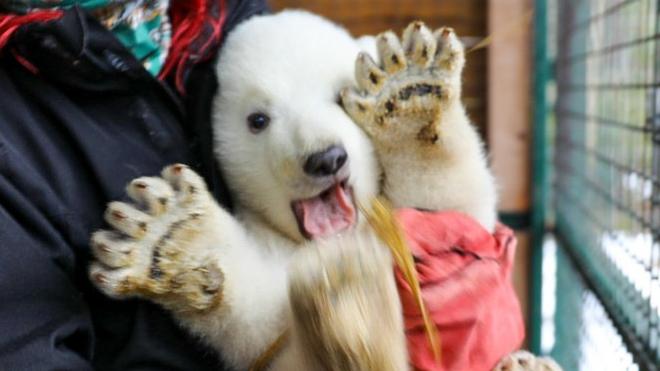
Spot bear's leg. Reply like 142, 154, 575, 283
287, 233, 408, 371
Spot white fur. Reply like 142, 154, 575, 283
202, 11, 383, 367
196, 10, 496, 368
91, 10, 502, 370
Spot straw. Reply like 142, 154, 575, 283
361, 197, 442, 366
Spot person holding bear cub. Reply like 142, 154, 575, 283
0, 0, 267, 369
0, 1, 558, 370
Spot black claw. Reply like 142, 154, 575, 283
97, 243, 110, 252
171, 164, 186, 175
93, 272, 107, 284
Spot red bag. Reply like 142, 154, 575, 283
395, 209, 525, 371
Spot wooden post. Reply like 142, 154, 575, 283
487, 0, 534, 346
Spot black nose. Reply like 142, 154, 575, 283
304, 145, 348, 177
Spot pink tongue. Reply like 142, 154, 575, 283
299, 184, 356, 239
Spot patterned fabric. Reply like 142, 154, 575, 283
0, 0, 171, 75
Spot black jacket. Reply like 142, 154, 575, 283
0, 2, 268, 370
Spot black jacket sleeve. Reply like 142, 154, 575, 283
0, 165, 94, 371
0, 1, 269, 370
0, 56, 221, 370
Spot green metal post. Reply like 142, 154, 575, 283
529, 0, 548, 354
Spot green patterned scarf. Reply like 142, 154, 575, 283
1, 0, 171, 75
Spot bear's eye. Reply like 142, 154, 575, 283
247, 112, 270, 134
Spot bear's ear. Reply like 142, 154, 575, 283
356, 35, 379, 64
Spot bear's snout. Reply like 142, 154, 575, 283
303, 145, 348, 177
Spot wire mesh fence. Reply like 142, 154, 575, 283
543, 239, 643, 370
548, 0, 659, 369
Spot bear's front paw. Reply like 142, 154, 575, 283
341, 22, 464, 148
89, 164, 224, 314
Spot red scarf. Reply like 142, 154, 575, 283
396, 209, 525, 370
0, 0, 227, 93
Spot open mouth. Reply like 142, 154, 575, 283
291, 179, 356, 240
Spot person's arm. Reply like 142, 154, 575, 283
0, 1, 271, 368
0, 174, 94, 370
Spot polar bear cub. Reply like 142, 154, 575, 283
89, 10, 502, 370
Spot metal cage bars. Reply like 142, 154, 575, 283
546, 0, 660, 368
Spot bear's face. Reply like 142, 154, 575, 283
212, 11, 379, 242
